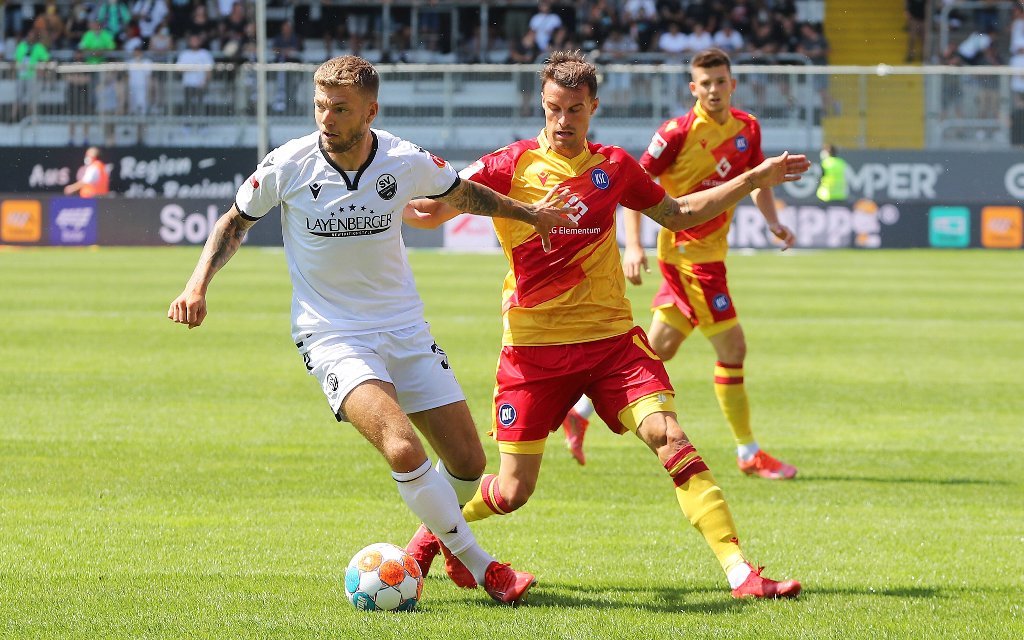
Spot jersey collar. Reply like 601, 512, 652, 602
536, 130, 592, 172
319, 130, 379, 191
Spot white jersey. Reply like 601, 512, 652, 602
234, 129, 460, 340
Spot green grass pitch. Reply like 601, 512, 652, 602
1, 246, 1022, 639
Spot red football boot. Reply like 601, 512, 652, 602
483, 561, 537, 605
731, 564, 802, 599
404, 523, 440, 578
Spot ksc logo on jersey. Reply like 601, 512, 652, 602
591, 168, 610, 190
497, 403, 517, 426
735, 135, 748, 152
712, 293, 731, 311
376, 174, 397, 200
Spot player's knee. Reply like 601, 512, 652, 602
651, 338, 679, 360
443, 447, 486, 480
497, 475, 536, 512
383, 438, 427, 473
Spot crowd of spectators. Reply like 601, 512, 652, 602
1, 1, 826, 68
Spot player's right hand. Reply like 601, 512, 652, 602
622, 245, 649, 285
168, 290, 207, 329
531, 185, 577, 252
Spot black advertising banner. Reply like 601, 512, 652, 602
9, 147, 259, 198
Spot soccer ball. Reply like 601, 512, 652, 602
345, 543, 423, 612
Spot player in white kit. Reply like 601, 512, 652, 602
167, 55, 573, 605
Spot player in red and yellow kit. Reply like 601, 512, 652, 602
561, 48, 799, 480
404, 51, 807, 599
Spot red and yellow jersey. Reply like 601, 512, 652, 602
463, 132, 665, 346
640, 102, 764, 264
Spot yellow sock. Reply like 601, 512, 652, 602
665, 445, 746, 574
461, 474, 508, 523
713, 361, 754, 447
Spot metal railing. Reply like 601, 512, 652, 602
1, 62, 1021, 150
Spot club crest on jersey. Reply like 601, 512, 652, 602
712, 293, 731, 311
497, 403, 517, 426
309, 182, 322, 200
735, 135, 748, 151
376, 174, 398, 200
591, 168, 610, 190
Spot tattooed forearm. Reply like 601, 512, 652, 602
440, 180, 534, 224
641, 195, 684, 228
188, 210, 255, 292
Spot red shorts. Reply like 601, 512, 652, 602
491, 326, 673, 443
652, 260, 738, 335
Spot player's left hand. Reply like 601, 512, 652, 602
531, 185, 577, 252
749, 152, 811, 189
768, 223, 796, 250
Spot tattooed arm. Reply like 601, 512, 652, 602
640, 151, 811, 232
409, 179, 574, 251
167, 204, 256, 329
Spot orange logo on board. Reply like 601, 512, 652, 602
981, 207, 1023, 248
1, 200, 43, 243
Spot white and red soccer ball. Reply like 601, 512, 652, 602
345, 543, 423, 612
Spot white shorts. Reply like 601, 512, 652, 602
296, 322, 465, 422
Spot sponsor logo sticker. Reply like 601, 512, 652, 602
49, 197, 97, 245
981, 206, 1023, 248
928, 206, 970, 248
1, 200, 43, 243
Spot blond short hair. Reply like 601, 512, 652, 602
313, 55, 380, 98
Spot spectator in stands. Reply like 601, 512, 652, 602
657, 21, 690, 60
728, 0, 753, 35
657, 0, 686, 26
168, 0, 192, 38
14, 28, 51, 121
126, 38, 153, 117
133, 0, 169, 49
688, 22, 714, 54
797, 22, 829, 64
6, 0, 35, 39
177, 33, 214, 116
622, 0, 658, 51
65, 3, 92, 50
64, 147, 110, 198
148, 21, 175, 59
219, 2, 250, 56
94, 68, 123, 146
79, 20, 117, 64
189, 3, 220, 49
747, 18, 780, 56
510, 29, 541, 117
272, 20, 303, 112
529, 1, 563, 52
944, 28, 1000, 65
905, 0, 926, 62
713, 21, 745, 54
775, 14, 801, 54
583, 0, 616, 45
974, 0, 1000, 34
1011, 2, 1024, 57
35, 2, 66, 49
601, 26, 640, 103
96, 0, 134, 45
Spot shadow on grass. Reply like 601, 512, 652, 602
483, 582, 755, 614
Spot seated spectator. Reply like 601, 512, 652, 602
584, 0, 616, 45
133, 0, 169, 48
657, 0, 685, 26
944, 29, 1000, 65
657, 21, 690, 59
622, 0, 658, 51
189, 3, 219, 50
14, 28, 51, 120
748, 18, 780, 55
95, 0, 134, 45
713, 21, 745, 54
600, 27, 640, 102
272, 20, 302, 63
219, 1, 250, 53
529, 1, 562, 51
797, 23, 829, 65
688, 22, 714, 53
148, 20, 175, 59
509, 29, 541, 116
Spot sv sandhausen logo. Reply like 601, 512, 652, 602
306, 204, 392, 237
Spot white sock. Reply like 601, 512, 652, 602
737, 441, 760, 461
435, 459, 481, 507
392, 459, 494, 583
573, 396, 595, 419
727, 562, 753, 589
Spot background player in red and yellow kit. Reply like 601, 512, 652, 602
403, 51, 808, 599
562, 49, 799, 480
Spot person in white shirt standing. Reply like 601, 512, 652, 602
168, 55, 573, 605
